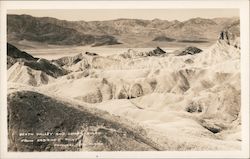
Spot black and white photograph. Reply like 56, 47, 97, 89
0, 0, 249, 158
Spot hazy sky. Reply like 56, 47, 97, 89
8, 9, 239, 21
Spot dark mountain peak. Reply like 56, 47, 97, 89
7, 43, 36, 61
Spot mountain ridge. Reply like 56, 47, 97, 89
7, 14, 239, 48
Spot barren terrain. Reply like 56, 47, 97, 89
7, 16, 241, 151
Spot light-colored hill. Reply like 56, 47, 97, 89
8, 62, 55, 86
7, 24, 241, 151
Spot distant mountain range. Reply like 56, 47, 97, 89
7, 14, 239, 48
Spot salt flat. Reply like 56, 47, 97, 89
23, 46, 178, 60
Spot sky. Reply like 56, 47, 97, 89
7, 9, 239, 21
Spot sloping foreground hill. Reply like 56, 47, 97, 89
7, 87, 162, 151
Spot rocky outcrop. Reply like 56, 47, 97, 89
91, 35, 122, 47
8, 62, 55, 86
117, 89, 129, 99
218, 20, 240, 49
177, 46, 203, 56
52, 53, 88, 68
130, 83, 143, 98
153, 36, 175, 42
120, 47, 166, 58
85, 52, 98, 56
7, 56, 18, 69
219, 30, 240, 48
24, 58, 67, 78
147, 47, 166, 56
